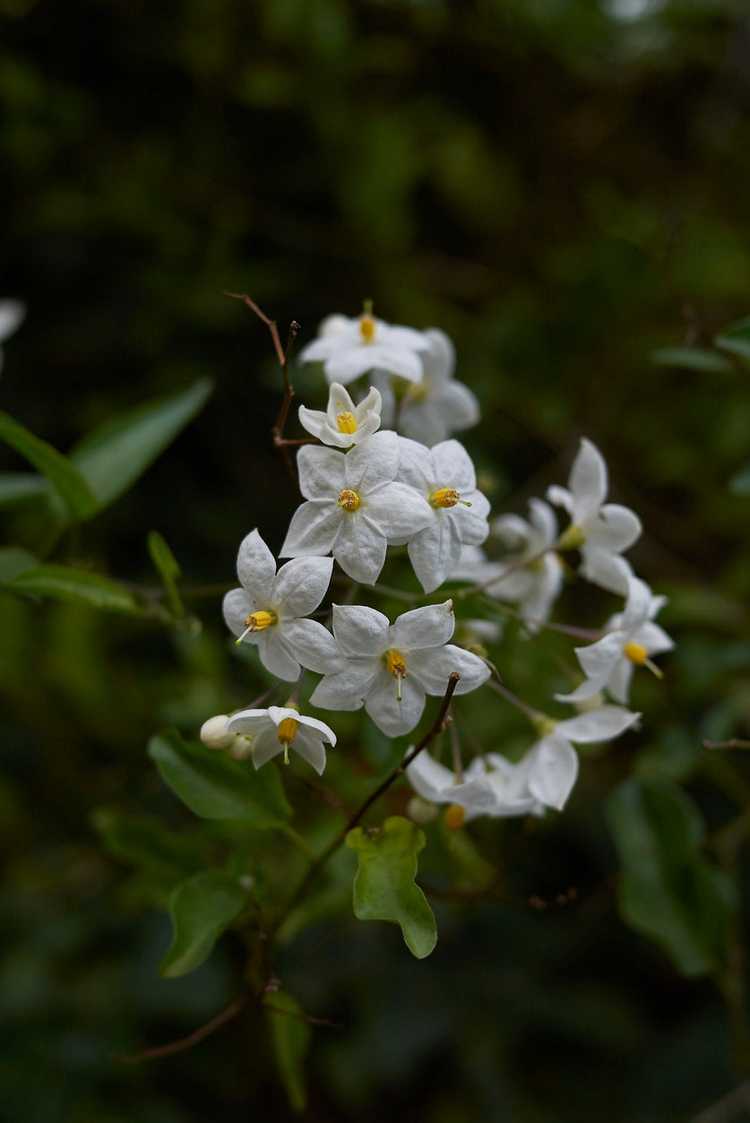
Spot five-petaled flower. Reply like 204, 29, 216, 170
548, 438, 641, 595
309, 600, 490, 737
489, 499, 563, 632
298, 310, 429, 386
298, 382, 382, 448
280, 430, 432, 584
556, 576, 673, 705
227, 705, 336, 775
222, 530, 338, 682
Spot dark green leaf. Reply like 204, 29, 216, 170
4, 564, 140, 614
0, 472, 48, 508
606, 777, 736, 976
715, 317, 750, 362
650, 346, 733, 373
147, 530, 184, 618
70, 379, 213, 511
266, 991, 311, 1113
92, 807, 207, 879
160, 871, 247, 978
346, 815, 437, 959
0, 411, 97, 520
148, 730, 292, 826
0, 547, 38, 582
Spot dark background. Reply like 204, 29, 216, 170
2, 1, 750, 1120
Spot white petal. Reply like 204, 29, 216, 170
406, 750, 455, 802
576, 632, 625, 682
299, 337, 340, 363
492, 513, 531, 548
546, 484, 574, 515
365, 481, 433, 541
296, 444, 346, 500
557, 705, 640, 744
390, 600, 455, 651
296, 713, 337, 745
227, 709, 273, 735
222, 587, 254, 638
310, 660, 378, 710
421, 328, 455, 380
397, 436, 434, 493
621, 576, 654, 633
399, 401, 449, 448
280, 618, 339, 673
449, 502, 490, 547
365, 668, 426, 736
250, 727, 284, 770
291, 726, 328, 774
324, 347, 383, 385
0, 301, 25, 342
333, 512, 387, 584
384, 325, 431, 352
607, 658, 634, 704
271, 555, 333, 616
435, 379, 479, 432
280, 500, 341, 557
636, 622, 674, 655
256, 631, 301, 682
430, 439, 476, 492
587, 504, 641, 553
353, 384, 382, 422
236, 529, 276, 600
407, 516, 461, 594
569, 438, 608, 523
407, 644, 490, 696
518, 556, 564, 632
528, 498, 558, 549
581, 548, 632, 595
345, 429, 399, 494
320, 314, 354, 338
371, 374, 396, 427
297, 404, 328, 442
325, 382, 357, 426
527, 735, 579, 811
332, 603, 390, 655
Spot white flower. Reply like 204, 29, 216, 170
374, 329, 480, 446
556, 576, 673, 705
222, 529, 338, 682
450, 544, 505, 583
309, 600, 490, 737
407, 750, 540, 821
547, 438, 641, 595
298, 311, 429, 386
227, 705, 336, 775
489, 499, 564, 632
280, 430, 432, 584
397, 437, 490, 593
0, 300, 25, 375
298, 383, 381, 448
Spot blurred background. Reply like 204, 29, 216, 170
2, 0, 750, 1120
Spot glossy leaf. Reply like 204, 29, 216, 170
70, 378, 213, 511
148, 730, 292, 826
650, 346, 733, 373
715, 317, 750, 362
606, 777, 736, 976
346, 815, 437, 959
0, 411, 97, 520
4, 564, 140, 614
160, 871, 247, 978
266, 991, 311, 1113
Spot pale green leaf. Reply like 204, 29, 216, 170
650, 346, 733, 373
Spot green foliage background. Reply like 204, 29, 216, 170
2, 1, 750, 1119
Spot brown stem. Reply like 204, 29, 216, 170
119, 994, 248, 1063
705, 739, 750, 751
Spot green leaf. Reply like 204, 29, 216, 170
606, 777, 736, 976
0, 411, 97, 520
346, 815, 437, 959
160, 871, 247, 978
0, 472, 48, 508
0, 547, 38, 582
4, 564, 140, 614
70, 379, 213, 512
147, 530, 184, 618
716, 317, 750, 362
650, 346, 734, 374
266, 991, 311, 1113
92, 807, 207, 879
148, 730, 292, 826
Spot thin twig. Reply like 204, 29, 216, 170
485, 674, 543, 724
119, 994, 248, 1063
704, 738, 750, 751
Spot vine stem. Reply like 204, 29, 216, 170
273, 671, 461, 932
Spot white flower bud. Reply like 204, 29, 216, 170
200, 714, 234, 750
407, 796, 439, 825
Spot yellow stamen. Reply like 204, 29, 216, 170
384, 648, 407, 701
444, 803, 466, 830
359, 314, 376, 344
624, 641, 648, 666
235, 608, 277, 644
532, 715, 557, 737
277, 716, 299, 746
336, 410, 358, 434
337, 488, 361, 512
429, 487, 472, 510
557, 524, 586, 551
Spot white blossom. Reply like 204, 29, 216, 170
489, 499, 564, 632
396, 437, 490, 593
227, 705, 336, 775
0, 300, 25, 375
450, 544, 505, 584
547, 438, 641, 595
407, 750, 541, 821
374, 329, 480, 446
222, 529, 338, 683
309, 600, 490, 737
298, 311, 429, 386
556, 576, 673, 705
280, 430, 432, 585
298, 383, 381, 448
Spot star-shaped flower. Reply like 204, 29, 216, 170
222, 530, 338, 682
396, 436, 490, 593
374, 329, 480, 446
298, 383, 382, 448
309, 600, 490, 737
227, 705, 336, 775
0, 300, 25, 376
299, 310, 429, 386
547, 438, 641, 595
489, 499, 564, 632
556, 576, 673, 705
407, 749, 540, 821
280, 430, 432, 584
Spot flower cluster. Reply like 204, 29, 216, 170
201, 306, 672, 830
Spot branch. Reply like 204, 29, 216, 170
119, 994, 248, 1063
704, 738, 750, 751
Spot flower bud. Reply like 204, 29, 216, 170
407, 796, 439, 825
200, 714, 234, 750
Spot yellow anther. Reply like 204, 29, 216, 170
336, 410, 358, 434
444, 803, 466, 830
244, 609, 276, 631
337, 488, 361, 512
624, 641, 648, 666
277, 717, 299, 745
359, 314, 376, 343
429, 487, 462, 509
557, 524, 586, 551
385, 648, 407, 678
